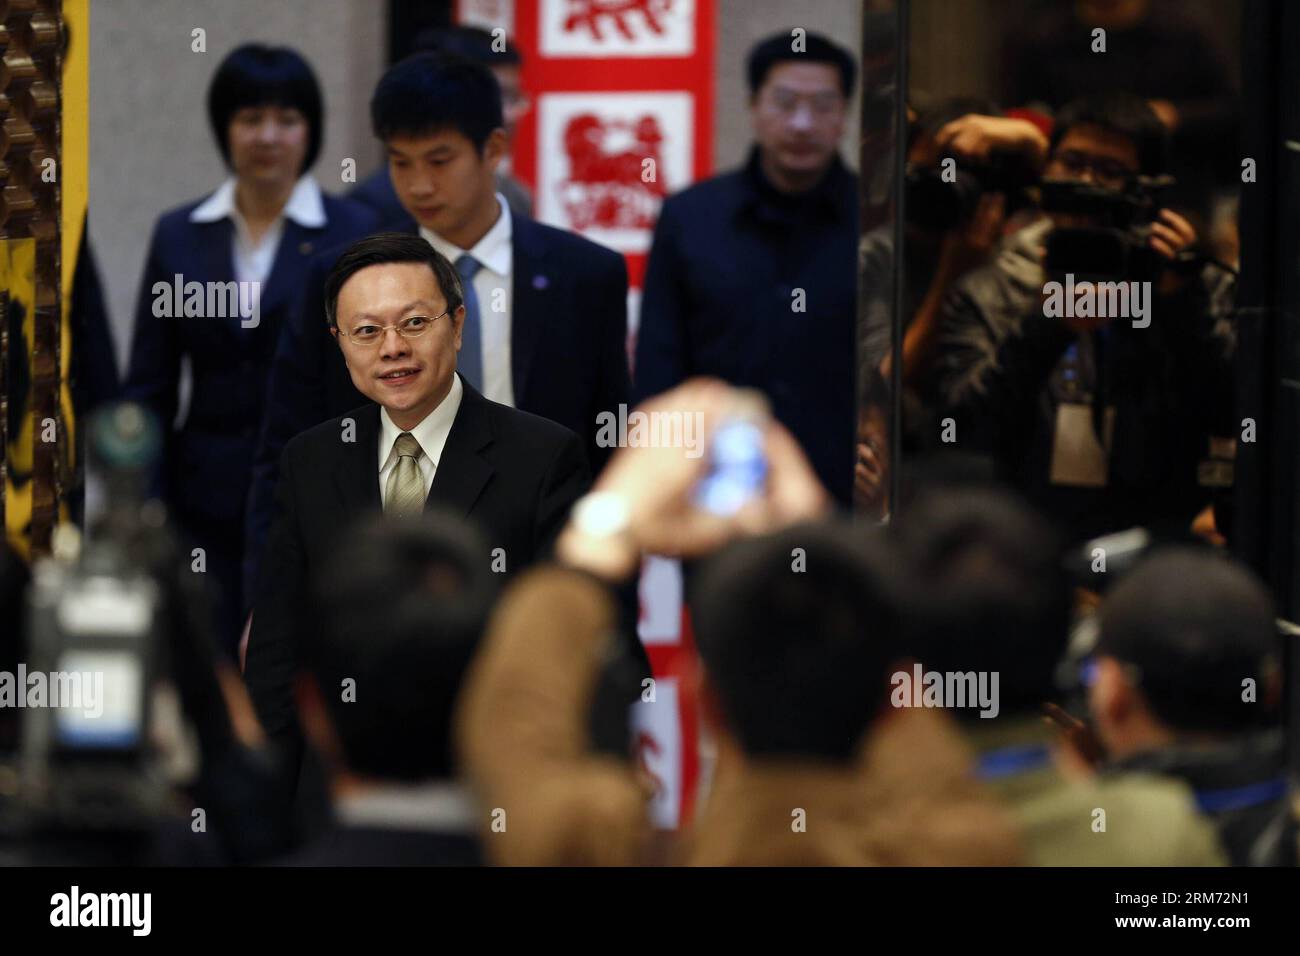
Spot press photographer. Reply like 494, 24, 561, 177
930, 92, 1237, 544
859, 101, 1048, 509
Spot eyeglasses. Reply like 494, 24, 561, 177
336, 311, 449, 347
1050, 150, 1136, 189
762, 88, 845, 119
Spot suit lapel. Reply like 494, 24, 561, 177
190, 218, 257, 350
426, 380, 495, 517
333, 404, 383, 519
253, 219, 320, 344
509, 217, 551, 406
196, 217, 236, 290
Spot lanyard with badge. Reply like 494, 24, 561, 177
1048, 334, 1115, 488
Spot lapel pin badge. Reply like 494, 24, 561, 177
532, 274, 549, 290
300, 241, 314, 255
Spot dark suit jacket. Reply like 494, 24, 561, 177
633, 149, 858, 505
244, 212, 629, 600
243, 379, 591, 756
123, 191, 377, 534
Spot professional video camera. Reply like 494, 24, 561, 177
18, 404, 173, 842
1040, 174, 1197, 282
905, 150, 1039, 231
14, 403, 289, 864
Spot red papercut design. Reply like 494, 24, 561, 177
563, 0, 673, 42
560, 113, 668, 230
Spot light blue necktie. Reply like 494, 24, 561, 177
455, 254, 483, 391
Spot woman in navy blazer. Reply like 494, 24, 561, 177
124, 44, 376, 653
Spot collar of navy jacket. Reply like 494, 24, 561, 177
190, 196, 343, 346
389, 213, 553, 406
332, 373, 496, 523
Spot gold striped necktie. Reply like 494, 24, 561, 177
385, 432, 425, 516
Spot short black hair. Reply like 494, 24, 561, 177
324, 232, 463, 329
302, 513, 499, 782
891, 486, 1071, 717
1098, 548, 1279, 734
692, 521, 898, 763
371, 51, 504, 152
412, 24, 522, 65
747, 30, 856, 99
207, 43, 323, 174
1049, 92, 1168, 177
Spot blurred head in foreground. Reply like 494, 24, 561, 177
1092, 548, 1280, 758
297, 513, 499, 788
891, 484, 1072, 720
692, 520, 898, 763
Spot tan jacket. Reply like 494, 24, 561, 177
457, 565, 1024, 866
685, 706, 1025, 865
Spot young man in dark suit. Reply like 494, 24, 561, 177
244, 233, 590, 766
244, 52, 628, 599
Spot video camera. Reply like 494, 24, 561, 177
1040, 174, 1196, 282
17, 404, 174, 841
905, 150, 1039, 232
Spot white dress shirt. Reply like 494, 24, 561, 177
189, 174, 327, 284
420, 193, 514, 406
377, 372, 464, 508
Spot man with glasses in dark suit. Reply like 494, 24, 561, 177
244, 52, 628, 608
244, 233, 590, 785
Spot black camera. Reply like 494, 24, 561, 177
18, 405, 172, 838
1040, 174, 1191, 282
905, 151, 1038, 231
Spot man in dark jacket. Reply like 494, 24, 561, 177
633, 31, 859, 506
933, 93, 1234, 544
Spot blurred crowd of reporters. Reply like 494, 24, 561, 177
0, 379, 1290, 865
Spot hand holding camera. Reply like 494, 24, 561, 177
557, 380, 830, 583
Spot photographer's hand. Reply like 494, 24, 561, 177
933, 114, 1049, 171
1150, 208, 1197, 295
556, 380, 830, 581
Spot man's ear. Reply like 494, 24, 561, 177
1091, 656, 1138, 727
451, 304, 466, 351
482, 128, 508, 172
330, 326, 349, 367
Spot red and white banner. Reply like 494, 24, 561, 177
458, 0, 716, 828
